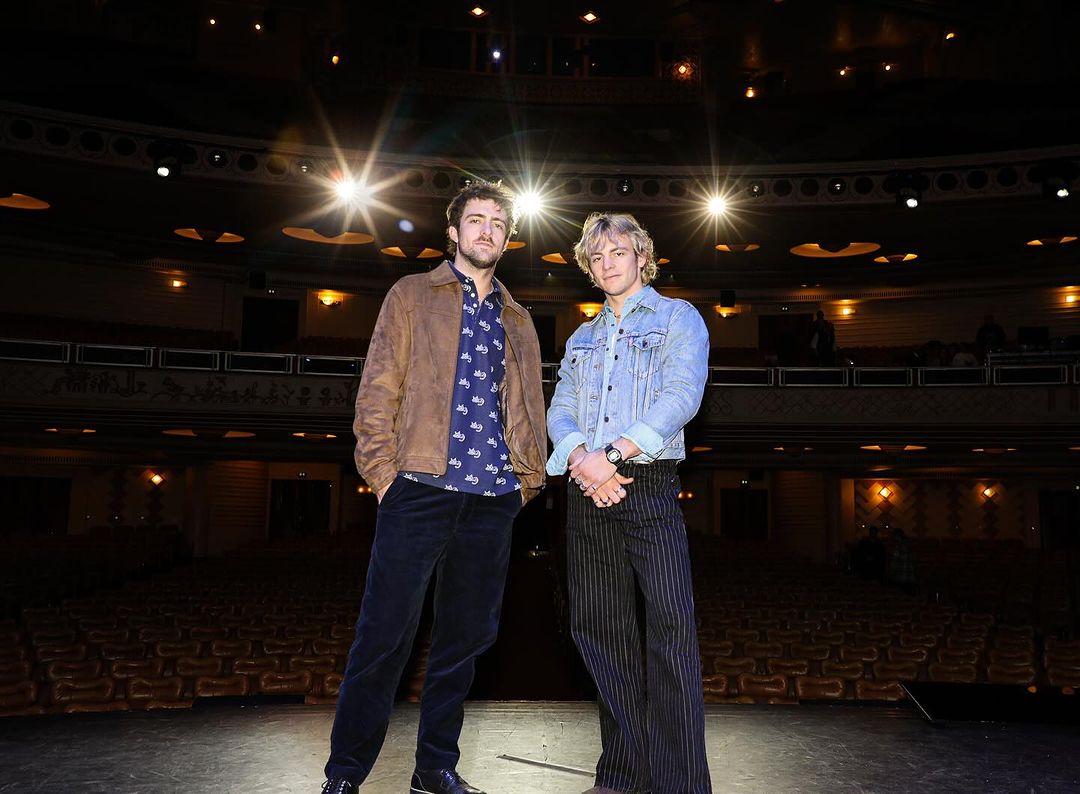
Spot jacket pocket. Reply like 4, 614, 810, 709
628, 330, 666, 378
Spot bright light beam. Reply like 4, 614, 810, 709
515, 190, 544, 218
707, 195, 729, 216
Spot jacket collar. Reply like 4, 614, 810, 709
584, 284, 661, 328
429, 259, 529, 321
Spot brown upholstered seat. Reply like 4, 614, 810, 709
928, 662, 978, 683
735, 672, 790, 702
51, 677, 116, 708
35, 643, 88, 663
886, 646, 928, 664
795, 675, 846, 700
45, 659, 103, 681
110, 658, 166, 679
711, 656, 757, 676
175, 656, 224, 677
194, 674, 251, 697
289, 655, 336, 675
871, 660, 919, 681
209, 639, 255, 659
767, 658, 810, 677
100, 642, 148, 661
839, 644, 880, 663
257, 670, 313, 695
701, 673, 729, 701
986, 663, 1037, 686
854, 679, 906, 701
820, 659, 864, 681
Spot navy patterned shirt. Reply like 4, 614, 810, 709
402, 264, 520, 497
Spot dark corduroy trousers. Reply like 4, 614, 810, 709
325, 477, 520, 784
567, 460, 712, 794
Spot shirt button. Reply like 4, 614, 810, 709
614, 354, 619, 360
607, 385, 612, 391
618, 329, 624, 334
604, 416, 609, 422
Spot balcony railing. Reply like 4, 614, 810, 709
1, 338, 1079, 387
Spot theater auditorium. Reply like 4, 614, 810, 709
1, 2, 1079, 792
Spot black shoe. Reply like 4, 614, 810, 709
321, 778, 357, 794
410, 768, 485, 794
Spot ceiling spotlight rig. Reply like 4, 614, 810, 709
886, 171, 927, 209
1029, 160, 1078, 200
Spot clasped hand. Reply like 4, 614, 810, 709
568, 449, 634, 509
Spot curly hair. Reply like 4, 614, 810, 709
573, 211, 658, 287
445, 179, 518, 257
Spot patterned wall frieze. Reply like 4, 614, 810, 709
0, 363, 357, 412
701, 386, 1079, 426
3, 101, 1079, 208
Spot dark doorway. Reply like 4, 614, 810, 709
720, 488, 769, 541
241, 297, 299, 352
759, 313, 814, 366
0, 477, 70, 536
268, 480, 331, 539
1039, 489, 1080, 551
532, 315, 557, 361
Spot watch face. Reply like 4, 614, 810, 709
607, 448, 621, 463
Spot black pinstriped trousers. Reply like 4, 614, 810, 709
567, 460, 712, 794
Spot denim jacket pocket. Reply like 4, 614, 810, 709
569, 344, 593, 392
627, 330, 667, 378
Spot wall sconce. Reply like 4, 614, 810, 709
839, 303, 856, 316
878, 485, 892, 499
356, 484, 372, 494
149, 473, 164, 486
982, 486, 996, 499
318, 292, 343, 307
714, 304, 742, 318
579, 303, 603, 319
677, 490, 695, 500
169, 279, 187, 289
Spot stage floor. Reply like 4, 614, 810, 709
1, 700, 1078, 793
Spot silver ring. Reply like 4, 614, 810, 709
589, 484, 597, 491
602, 498, 611, 505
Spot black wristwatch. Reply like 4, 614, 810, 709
604, 443, 624, 466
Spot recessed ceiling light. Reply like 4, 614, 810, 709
1026, 236, 1077, 246
174, 228, 244, 243
292, 432, 338, 440
860, 444, 926, 452
379, 246, 443, 259
542, 252, 568, 264
972, 447, 1016, 454
282, 227, 375, 245
791, 242, 881, 258
0, 193, 50, 210
45, 427, 96, 434
874, 253, 918, 263
470, 5, 489, 18
715, 244, 760, 253
580, 11, 599, 24
505, 241, 527, 250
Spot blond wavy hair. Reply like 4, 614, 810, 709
573, 212, 658, 287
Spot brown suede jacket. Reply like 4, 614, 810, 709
353, 261, 548, 503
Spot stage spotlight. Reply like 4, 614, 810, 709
1046, 177, 1070, 199
491, 48, 502, 62
889, 171, 924, 209
207, 150, 228, 168
297, 160, 313, 174
747, 180, 765, 197
615, 177, 634, 196
398, 219, 415, 233
707, 195, 728, 216
515, 190, 544, 217
333, 177, 371, 206
828, 178, 846, 195
155, 155, 179, 178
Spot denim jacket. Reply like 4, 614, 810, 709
546, 285, 710, 474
